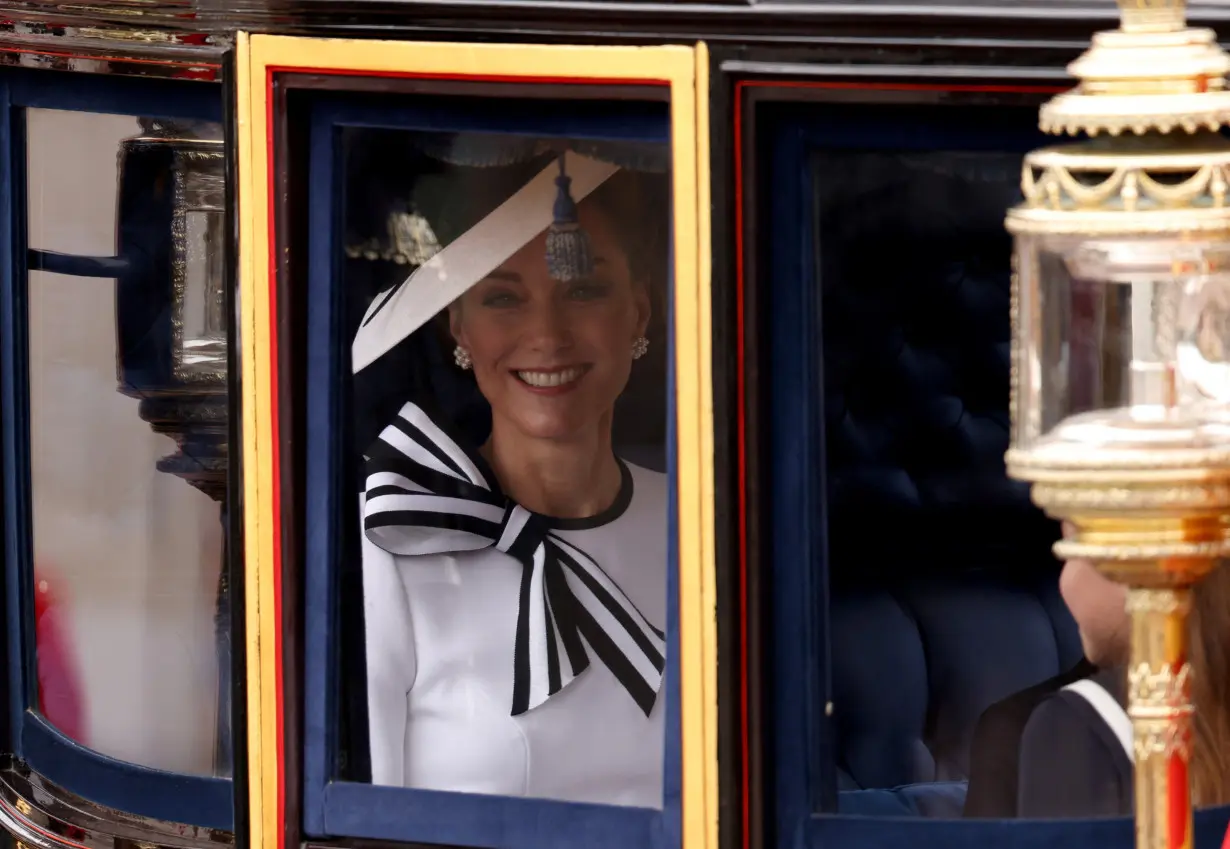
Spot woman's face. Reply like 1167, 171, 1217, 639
1059, 524, 1130, 667
449, 200, 651, 443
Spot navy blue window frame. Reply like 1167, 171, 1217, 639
766, 103, 1230, 849
0, 68, 232, 831
302, 92, 682, 849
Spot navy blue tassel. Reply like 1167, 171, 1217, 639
546, 157, 593, 282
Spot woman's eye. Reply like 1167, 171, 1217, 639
482, 291, 521, 308
567, 281, 611, 301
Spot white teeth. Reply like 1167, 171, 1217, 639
517, 368, 584, 388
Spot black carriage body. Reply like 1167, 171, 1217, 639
0, 7, 1207, 849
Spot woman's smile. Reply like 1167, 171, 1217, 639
513, 364, 592, 394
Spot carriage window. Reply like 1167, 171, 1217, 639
284, 76, 686, 846
762, 104, 1139, 829
1, 93, 235, 837
342, 128, 671, 807
816, 144, 1099, 819
24, 109, 230, 778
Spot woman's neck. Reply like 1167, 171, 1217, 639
482, 414, 623, 519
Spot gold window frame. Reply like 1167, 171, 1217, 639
235, 32, 715, 849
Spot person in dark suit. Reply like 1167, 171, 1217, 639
966, 524, 1230, 819
962, 656, 1096, 817
964, 522, 1130, 818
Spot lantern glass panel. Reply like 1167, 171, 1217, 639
1012, 232, 1230, 453
178, 155, 227, 380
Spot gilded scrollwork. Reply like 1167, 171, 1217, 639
1022, 157, 1230, 215
1133, 719, 1193, 760
1128, 660, 1193, 702
1129, 662, 1194, 760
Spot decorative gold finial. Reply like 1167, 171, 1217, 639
1117, 0, 1187, 34
1036, 0, 1230, 136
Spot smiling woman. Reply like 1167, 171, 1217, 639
342, 129, 672, 809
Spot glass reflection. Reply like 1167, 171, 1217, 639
25, 109, 230, 777
1017, 235, 1230, 450
342, 130, 670, 806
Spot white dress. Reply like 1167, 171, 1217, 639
362, 461, 667, 808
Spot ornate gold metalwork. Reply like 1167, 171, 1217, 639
1040, 0, 1230, 137
1127, 589, 1195, 849
1009, 143, 1230, 237
1005, 4, 1230, 849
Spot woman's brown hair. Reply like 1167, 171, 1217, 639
1188, 561, 1230, 805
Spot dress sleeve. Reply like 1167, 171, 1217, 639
1017, 694, 1129, 819
361, 496, 416, 787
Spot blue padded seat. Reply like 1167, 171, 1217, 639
838, 782, 970, 819
814, 147, 1084, 815
830, 580, 1082, 795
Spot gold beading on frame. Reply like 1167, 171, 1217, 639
1126, 588, 1193, 615
1007, 145, 1230, 237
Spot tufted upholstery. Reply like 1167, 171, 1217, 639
830, 579, 1081, 795
813, 148, 1083, 813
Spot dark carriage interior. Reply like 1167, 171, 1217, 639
795, 108, 1084, 817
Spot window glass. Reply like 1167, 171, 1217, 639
809, 143, 1122, 820
27, 110, 138, 255
25, 108, 230, 777
338, 128, 671, 806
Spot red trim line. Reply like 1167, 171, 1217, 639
732, 80, 750, 849
0, 797, 91, 849
266, 66, 669, 87
731, 77, 1066, 849
262, 65, 670, 849
265, 65, 286, 849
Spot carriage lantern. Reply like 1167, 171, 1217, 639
1006, 1, 1230, 846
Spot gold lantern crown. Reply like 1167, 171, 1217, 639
1040, 0, 1230, 136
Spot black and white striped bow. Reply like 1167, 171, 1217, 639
363, 402, 666, 717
